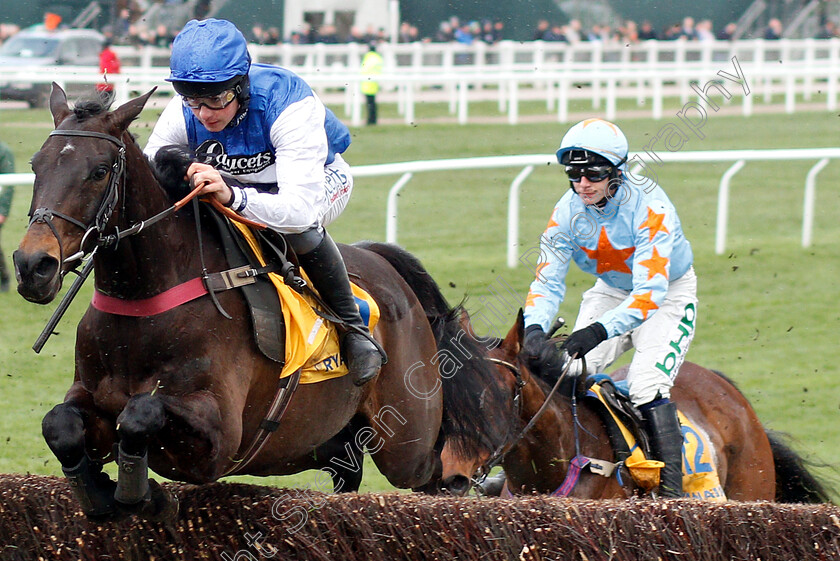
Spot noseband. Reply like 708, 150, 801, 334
30, 129, 127, 268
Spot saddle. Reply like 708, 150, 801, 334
579, 373, 726, 500
580, 374, 664, 491
205, 208, 290, 364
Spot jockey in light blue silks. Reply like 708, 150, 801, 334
522, 118, 697, 498
144, 19, 383, 386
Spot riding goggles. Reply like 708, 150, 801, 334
565, 165, 613, 182
181, 89, 237, 110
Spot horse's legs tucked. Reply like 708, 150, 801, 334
114, 393, 166, 506
42, 403, 117, 518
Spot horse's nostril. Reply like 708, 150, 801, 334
444, 475, 471, 496
33, 256, 59, 280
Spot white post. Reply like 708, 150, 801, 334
385, 172, 414, 244
801, 158, 830, 247
605, 78, 617, 121
388, 0, 399, 45
715, 160, 746, 255
508, 79, 519, 125
458, 79, 468, 124
404, 80, 415, 125
507, 165, 535, 268
557, 76, 568, 123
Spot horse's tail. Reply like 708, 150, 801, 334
766, 430, 835, 504
356, 241, 513, 459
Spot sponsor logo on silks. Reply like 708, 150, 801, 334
314, 353, 344, 372
195, 140, 275, 175
654, 302, 696, 379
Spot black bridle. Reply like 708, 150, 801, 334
29, 128, 184, 353
473, 352, 582, 489
30, 129, 127, 269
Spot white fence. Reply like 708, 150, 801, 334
2, 38, 839, 125
4, 148, 837, 265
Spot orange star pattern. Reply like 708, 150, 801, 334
628, 291, 659, 320
639, 207, 670, 241
638, 247, 669, 280
525, 291, 542, 308
580, 228, 635, 274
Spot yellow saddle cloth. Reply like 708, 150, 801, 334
589, 383, 726, 501
232, 223, 380, 385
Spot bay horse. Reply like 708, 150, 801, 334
12, 85, 506, 519
444, 310, 834, 503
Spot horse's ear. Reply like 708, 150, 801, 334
49, 83, 71, 127
457, 307, 471, 331
110, 87, 158, 132
502, 309, 525, 357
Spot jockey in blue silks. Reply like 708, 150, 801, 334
144, 19, 383, 386
522, 118, 697, 497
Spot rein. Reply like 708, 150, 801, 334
31, 128, 267, 352
476, 353, 583, 480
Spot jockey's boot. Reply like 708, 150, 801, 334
477, 470, 508, 497
642, 398, 684, 499
296, 233, 384, 386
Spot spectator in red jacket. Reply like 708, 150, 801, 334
97, 39, 121, 96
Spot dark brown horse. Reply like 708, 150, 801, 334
444, 311, 834, 503
13, 85, 506, 519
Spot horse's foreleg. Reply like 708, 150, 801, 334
114, 393, 169, 512
42, 401, 117, 519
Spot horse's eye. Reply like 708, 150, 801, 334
91, 165, 109, 181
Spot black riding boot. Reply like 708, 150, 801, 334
642, 399, 684, 498
296, 233, 384, 386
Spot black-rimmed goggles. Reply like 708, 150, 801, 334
181, 89, 237, 110
564, 165, 613, 182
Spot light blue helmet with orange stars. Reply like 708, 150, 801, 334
556, 118, 629, 170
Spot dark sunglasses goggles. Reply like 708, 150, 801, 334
565, 165, 613, 182
181, 89, 237, 110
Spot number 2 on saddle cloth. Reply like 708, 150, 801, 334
575, 381, 726, 501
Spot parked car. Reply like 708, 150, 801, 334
0, 28, 104, 108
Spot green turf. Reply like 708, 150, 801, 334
1, 102, 838, 497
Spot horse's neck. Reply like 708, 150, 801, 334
521, 380, 577, 460
93, 149, 219, 298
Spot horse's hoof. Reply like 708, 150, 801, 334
142, 479, 179, 522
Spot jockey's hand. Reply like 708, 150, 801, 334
187, 162, 233, 206
562, 322, 608, 360
523, 325, 558, 372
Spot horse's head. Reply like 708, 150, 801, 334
14, 83, 154, 303
438, 308, 527, 495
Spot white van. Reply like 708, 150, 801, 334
0, 28, 105, 107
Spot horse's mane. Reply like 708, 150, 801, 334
70, 92, 114, 120
355, 241, 516, 459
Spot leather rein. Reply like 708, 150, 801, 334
31, 128, 266, 352
474, 352, 582, 488
32, 128, 297, 476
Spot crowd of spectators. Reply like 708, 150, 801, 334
1, 10, 839, 50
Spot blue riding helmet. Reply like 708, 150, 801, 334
167, 18, 251, 97
556, 118, 629, 170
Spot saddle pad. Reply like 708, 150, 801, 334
231, 222, 380, 384
588, 382, 727, 501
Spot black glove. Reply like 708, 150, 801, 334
562, 322, 608, 359
523, 324, 559, 373
148, 144, 196, 200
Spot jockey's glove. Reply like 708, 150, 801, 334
562, 322, 608, 360
523, 324, 560, 373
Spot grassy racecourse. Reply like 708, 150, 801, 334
0, 100, 838, 496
